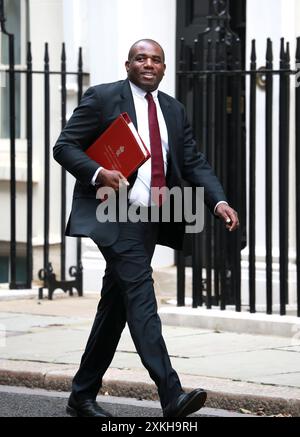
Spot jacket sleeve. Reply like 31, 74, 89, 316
53, 86, 102, 187
181, 107, 227, 213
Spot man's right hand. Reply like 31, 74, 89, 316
96, 168, 129, 191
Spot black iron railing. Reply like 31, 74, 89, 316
176, 36, 300, 317
0, 1, 88, 299
36, 42, 86, 300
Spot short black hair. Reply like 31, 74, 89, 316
128, 39, 165, 62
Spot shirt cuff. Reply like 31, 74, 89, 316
214, 201, 228, 215
91, 167, 103, 186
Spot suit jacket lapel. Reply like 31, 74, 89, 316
118, 80, 139, 184
158, 91, 180, 177
119, 79, 138, 129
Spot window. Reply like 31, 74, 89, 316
0, 0, 29, 139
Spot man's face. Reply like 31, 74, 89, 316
125, 41, 166, 92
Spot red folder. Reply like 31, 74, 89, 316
86, 112, 150, 179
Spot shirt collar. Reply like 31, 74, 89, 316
129, 81, 159, 100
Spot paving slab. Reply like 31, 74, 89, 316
0, 329, 88, 362
0, 313, 87, 332
1, 293, 300, 416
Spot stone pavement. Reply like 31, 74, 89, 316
0, 288, 299, 417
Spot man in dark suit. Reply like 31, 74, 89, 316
54, 39, 239, 418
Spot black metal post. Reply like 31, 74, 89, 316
265, 38, 274, 314
279, 39, 290, 315
26, 42, 33, 288
216, 39, 229, 310
191, 39, 203, 308
204, 39, 214, 309
231, 38, 242, 312
192, 235, 201, 308
220, 53, 229, 311
213, 40, 220, 307
176, 251, 186, 306
76, 47, 83, 296
249, 39, 257, 313
197, 36, 208, 308
61, 43, 67, 281
39, 43, 51, 299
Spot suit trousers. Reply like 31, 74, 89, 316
71, 215, 183, 408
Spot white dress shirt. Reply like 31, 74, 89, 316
127, 81, 169, 206
91, 82, 227, 213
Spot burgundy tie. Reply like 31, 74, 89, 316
145, 92, 166, 206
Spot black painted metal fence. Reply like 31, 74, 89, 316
177, 36, 300, 317
1, 2, 300, 314
0, 3, 87, 299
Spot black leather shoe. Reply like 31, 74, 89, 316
66, 394, 113, 417
163, 389, 207, 417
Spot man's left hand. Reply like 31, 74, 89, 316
215, 203, 240, 232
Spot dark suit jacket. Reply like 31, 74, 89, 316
53, 79, 227, 250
